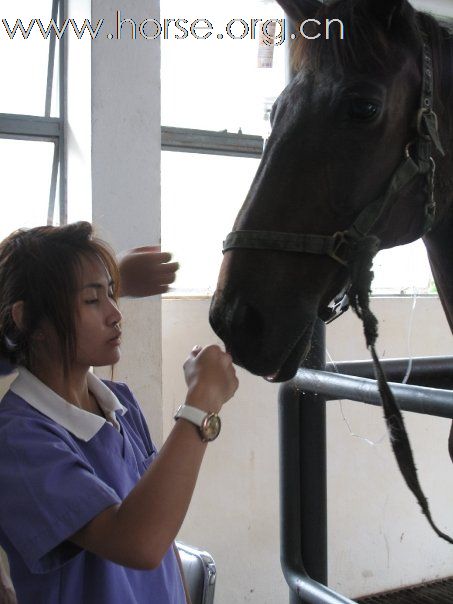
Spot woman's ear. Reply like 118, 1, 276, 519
11, 301, 25, 331
12, 302, 46, 343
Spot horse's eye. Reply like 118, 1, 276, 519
348, 99, 380, 121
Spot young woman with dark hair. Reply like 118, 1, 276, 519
0, 222, 238, 604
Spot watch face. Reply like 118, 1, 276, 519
201, 414, 221, 441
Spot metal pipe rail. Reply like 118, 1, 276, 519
278, 321, 453, 603
296, 368, 453, 419
326, 356, 453, 390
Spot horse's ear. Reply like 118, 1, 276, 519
276, 0, 323, 21
365, 0, 408, 31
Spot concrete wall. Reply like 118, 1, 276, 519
162, 296, 453, 602
90, 0, 163, 442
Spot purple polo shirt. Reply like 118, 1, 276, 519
0, 359, 14, 376
0, 369, 186, 604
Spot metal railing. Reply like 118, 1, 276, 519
279, 320, 453, 603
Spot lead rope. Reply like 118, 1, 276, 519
348, 239, 453, 545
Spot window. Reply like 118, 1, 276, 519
0, 0, 67, 240
161, 0, 285, 294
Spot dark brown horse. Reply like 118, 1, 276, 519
210, 0, 452, 381
210, 0, 453, 539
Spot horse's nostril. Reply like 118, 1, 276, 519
232, 301, 264, 341
210, 296, 264, 347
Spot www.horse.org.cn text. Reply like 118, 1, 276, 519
1, 13, 346, 44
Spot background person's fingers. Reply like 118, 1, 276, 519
128, 245, 161, 253
147, 251, 172, 264
153, 261, 179, 274
157, 272, 177, 286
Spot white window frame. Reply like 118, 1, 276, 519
0, 0, 68, 225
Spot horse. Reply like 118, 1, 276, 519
209, 0, 453, 541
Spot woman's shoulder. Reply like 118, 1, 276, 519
0, 389, 76, 451
0, 359, 14, 377
0, 388, 44, 419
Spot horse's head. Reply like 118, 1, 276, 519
210, 0, 448, 381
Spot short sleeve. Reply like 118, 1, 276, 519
0, 418, 121, 574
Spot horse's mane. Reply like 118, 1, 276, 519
291, 0, 453, 140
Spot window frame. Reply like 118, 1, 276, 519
0, 0, 68, 225
161, 126, 263, 159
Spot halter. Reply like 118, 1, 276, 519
223, 22, 445, 322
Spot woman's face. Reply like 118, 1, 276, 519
73, 254, 123, 370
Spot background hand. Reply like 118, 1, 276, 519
118, 245, 179, 297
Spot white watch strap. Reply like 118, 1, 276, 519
174, 404, 208, 427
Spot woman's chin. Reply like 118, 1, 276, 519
109, 349, 121, 365
87, 350, 121, 369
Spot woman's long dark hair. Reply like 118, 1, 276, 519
0, 221, 120, 375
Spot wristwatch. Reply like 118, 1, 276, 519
174, 404, 221, 442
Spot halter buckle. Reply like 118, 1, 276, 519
330, 231, 353, 267
320, 288, 350, 324
417, 108, 445, 156
417, 107, 436, 140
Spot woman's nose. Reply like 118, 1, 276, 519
108, 299, 122, 325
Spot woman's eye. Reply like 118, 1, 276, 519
348, 99, 380, 121
85, 299, 99, 305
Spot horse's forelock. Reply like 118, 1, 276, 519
291, 0, 419, 74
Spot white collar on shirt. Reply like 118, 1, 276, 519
10, 367, 127, 442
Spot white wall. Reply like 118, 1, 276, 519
90, 0, 163, 442
163, 296, 453, 602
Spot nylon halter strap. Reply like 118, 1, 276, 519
222, 22, 445, 272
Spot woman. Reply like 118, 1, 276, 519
0, 222, 238, 603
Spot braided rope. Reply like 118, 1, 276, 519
348, 239, 453, 544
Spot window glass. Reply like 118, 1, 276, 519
372, 241, 435, 295
1, 1, 58, 116
162, 151, 260, 293
411, 0, 453, 19
0, 139, 56, 239
161, 0, 286, 136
